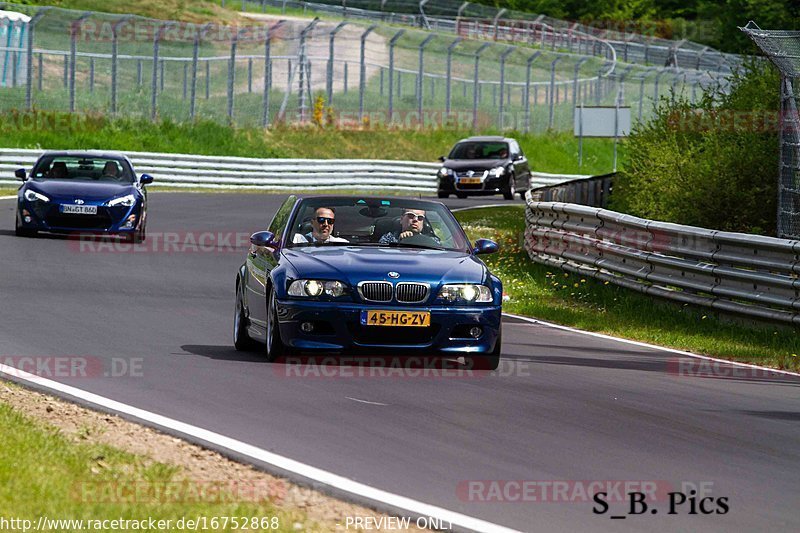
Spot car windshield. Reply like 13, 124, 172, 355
449, 142, 509, 160
286, 198, 471, 252
32, 156, 134, 183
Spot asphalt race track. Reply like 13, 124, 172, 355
1, 192, 798, 532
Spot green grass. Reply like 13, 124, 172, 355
0, 396, 306, 532
455, 205, 799, 370
0, 110, 620, 174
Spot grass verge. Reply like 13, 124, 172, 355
0, 111, 619, 175
0, 395, 303, 532
454, 205, 799, 371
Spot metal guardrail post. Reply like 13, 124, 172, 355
498, 46, 515, 130
524, 51, 541, 133
327, 21, 348, 105
445, 37, 461, 115
417, 34, 435, 119
359, 24, 378, 122
548, 57, 561, 130
472, 42, 491, 130
69, 12, 91, 113
387, 29, 405, 124
25, 9, 48, 110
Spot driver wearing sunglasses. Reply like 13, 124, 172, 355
293, 207, 349, 244
379, 208, 440, 244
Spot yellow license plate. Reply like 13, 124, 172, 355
361, 310, 431, 327
459, 178, 482, 184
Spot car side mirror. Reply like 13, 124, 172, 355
140, 174, 154, 185
438, 155, 446, 162
15, 168, 26, 181
473, 238, 499, 255
250, 230, 277, 249
513, 154, 523, 161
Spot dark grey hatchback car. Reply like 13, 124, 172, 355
437, 136, 531, 200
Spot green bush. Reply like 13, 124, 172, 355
611, 62, 780, 235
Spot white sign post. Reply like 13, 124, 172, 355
574, 106, 631, 171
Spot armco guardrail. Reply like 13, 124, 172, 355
0, 148, 590, 192
524, 200, 800, 325
530, 173, 614, 207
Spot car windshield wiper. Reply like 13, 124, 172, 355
382, 241, 446, 251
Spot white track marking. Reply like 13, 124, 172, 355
503, 313, 800, 378
0, 363, 520, 533
346, 397, 390, 406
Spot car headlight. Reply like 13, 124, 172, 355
24, 189, 49, 203
106, 194, 136, 207
438, 284, 493, 304
288, 280, 347, 298
438, 167, 453, 177
491, 166, 506, 177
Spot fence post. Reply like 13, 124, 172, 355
69, 13, 91, 113
472, 42, 491, 129
227, 28, 240, 121
25, 8, 49, 110
359, 25, 378, 122
190, 25, 209, 121
262, 23, 279, 128
445, 37, 461, 115
327, 21, 348, 105
548, 57, 561, 130
572, 57, 588, 106
417, 34, 436, 121
110, 16, 130, 115
524, 51, 541, 133
388, 29, 405, 124
298, 18, 320, 123
151, 23, 170, 121
498, 46, 515, 130
653, 68, 669, 105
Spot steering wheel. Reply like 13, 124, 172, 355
399, 233, 439, 247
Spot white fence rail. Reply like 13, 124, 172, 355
524, 200, 800, 325
0, 148, 588, 192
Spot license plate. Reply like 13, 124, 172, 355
361, 310, 431, 327
459, 178, 482, 184
60, 204, 97, 215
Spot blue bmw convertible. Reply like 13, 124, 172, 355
15, 151, 153, 242
234, 195, 503, 369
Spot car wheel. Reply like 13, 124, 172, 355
465, 328, 501, 371
502, 175, 516, 200
437, 191, 449, 199
265, 287, 288, 362
234, 282, 258, 351
456, 193, 467, 199
518, 190, 527, 200
15, 215, 37, 238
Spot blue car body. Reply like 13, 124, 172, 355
234, 195, 503, 369
15, 151, 152, 241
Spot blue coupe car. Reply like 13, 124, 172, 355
15, 151, 153, 242
234, 195, 503, 370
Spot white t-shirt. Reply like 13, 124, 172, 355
292, 232, 349, 244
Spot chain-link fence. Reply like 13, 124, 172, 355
0, 3, 718, 133
741, 22, 800, 239
244, 0, 745, 73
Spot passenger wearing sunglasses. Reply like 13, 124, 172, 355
293, 207, 349, 244
379, 209, 440, 244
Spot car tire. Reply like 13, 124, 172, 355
234, 282, 258, 351
15, 215, 37, 238
465, 328, 501, 371
265, 287, 289, 362
502, 175, 516, 200
456, 193, 467, 199
518, 190, 527, 200
437, 191, 449, 199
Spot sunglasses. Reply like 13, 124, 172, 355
403, 213, 425, 222
316, 216, 335, 225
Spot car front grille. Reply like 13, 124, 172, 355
358, 281, 430, 303
455, 170, 488, 179
45, 208, 113, 230
396, 282, 429, 303
359, 281, 393, 302
348, 323, 440, 346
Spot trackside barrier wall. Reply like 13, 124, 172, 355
0, 148, 590, 191
523, 198, 800, 325
529, 172, 614, 207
